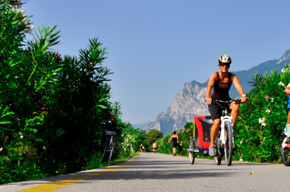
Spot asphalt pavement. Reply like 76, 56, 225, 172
1, 152, 289, 192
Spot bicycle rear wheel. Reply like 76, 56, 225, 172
102, 137, 115, 163
188, 139, 195, 165
215, 138, 222, 165
224, 121, 233, 166
281, 135, 290, 166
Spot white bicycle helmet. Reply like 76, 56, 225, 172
218, 54, 231, 64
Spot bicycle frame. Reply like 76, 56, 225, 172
214, 99, 241, 166
282, 135, 290, 149
103, 130, 117, 163
214, 99, 237, 145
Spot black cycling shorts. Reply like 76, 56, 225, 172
208, 102, 231, 120
172, 142, 178, 148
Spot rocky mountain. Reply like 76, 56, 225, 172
142, 49, 290, 136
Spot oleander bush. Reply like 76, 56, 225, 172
0, 0, 141, 184
234, 65, 290, 163
118, 124, 146, 157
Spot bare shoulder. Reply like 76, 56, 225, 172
211, 72, 218, 77
230, 73, 237, 80
210, 72, 218, 80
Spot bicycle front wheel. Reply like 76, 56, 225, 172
224, 121, 233, 166
281, 135, 290, 166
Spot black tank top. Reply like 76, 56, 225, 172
211, 72, 232, 101
172, 137, 177, 142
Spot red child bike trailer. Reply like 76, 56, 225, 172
187, 115, 213, 165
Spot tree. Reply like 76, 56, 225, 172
145, 129, 163, 151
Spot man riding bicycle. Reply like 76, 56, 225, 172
205, 54, 247, 157
284, 83, 290, 135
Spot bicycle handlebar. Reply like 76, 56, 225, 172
212, 98, 241, 105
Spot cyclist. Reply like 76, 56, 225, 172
152, 141, 158, 153
284, 83, 290, 135
139, 143, 144, 152
205, 54, 247, 156
169, 131, 179, 156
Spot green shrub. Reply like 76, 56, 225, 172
234, 65, 290, 163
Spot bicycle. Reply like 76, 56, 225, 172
213, 99, 241, 166
102, 129, 117, 163
281, 130, 290, 166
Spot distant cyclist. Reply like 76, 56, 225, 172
152, 141, 158, 153
205, 54, 247, 156
169, 131, 179, 156
139, 143, 144, 152
284, 83, 290, 135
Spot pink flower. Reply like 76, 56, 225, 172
190, 136, 192, 139
186, 129, 190, 133
41, 107, 46, 110
265, 95, 269, 99
54, 53, 62, 61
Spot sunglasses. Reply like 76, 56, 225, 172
219, 63, 230, 67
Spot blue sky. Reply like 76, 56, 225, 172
23, 0, 290, 124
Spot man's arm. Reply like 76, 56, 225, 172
285, 84, 290, 95
232, 75, 247, 102
205, 73, 216, 104
168, 135, 172, 143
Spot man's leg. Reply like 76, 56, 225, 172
173, 147, 176, 156
209, 119, 221, 156
286, 110, 290, 135
287, 110, 290, 124
210, 119, 221, 146
230, 103, 240, 126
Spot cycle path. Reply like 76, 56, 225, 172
1, 153, 289, 192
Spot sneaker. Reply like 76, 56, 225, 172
173, 153, 176, 157
209, 146, 216, 157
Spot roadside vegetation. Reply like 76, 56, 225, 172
0, 0, 145, 184
234, 66, 290, 163
1, 0, 289, 185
